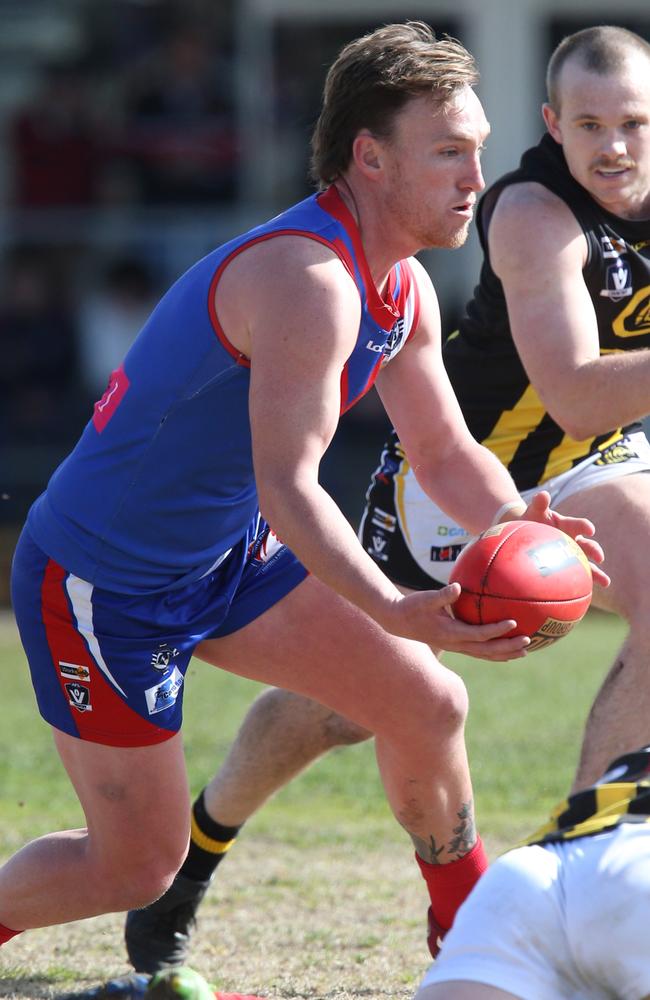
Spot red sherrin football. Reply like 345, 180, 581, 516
449, 520, 593, 651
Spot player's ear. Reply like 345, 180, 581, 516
352, 130, 383, 179
542, 102, 562, 143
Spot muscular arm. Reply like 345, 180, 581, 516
375, 257, 607, 586
219, 236, 403, 628
489, 181, 650, 440
375, 258, 525, 534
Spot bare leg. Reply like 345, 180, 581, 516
203, 578, 418, 827
204, 688, 371, 826
197, 574, 473, 862
0, 731, 190, 930
557, 474, 650, 790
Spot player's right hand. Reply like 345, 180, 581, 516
384, 583, 531, 661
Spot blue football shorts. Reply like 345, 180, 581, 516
10, 516, 307, 747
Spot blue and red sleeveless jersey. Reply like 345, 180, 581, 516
28, 186, 421, 593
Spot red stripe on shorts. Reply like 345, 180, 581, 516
40, 560, 174, 747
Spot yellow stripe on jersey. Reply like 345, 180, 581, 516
480, 381, 627, 484
394, 446, 412, 546
480, 384, 545, 469
541, 427, 623, 482
523, 781, 650, 847
190, 814, 236, 855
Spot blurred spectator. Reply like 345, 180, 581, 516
78, 256, 158, 399
119, 25, 238, 204
0, 247, 82, 445
9, 60, 102, 208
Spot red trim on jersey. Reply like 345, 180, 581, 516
317, 186, 400, 329
207, 230, 356, 366
389, 259, 421, 342
40, 560, 173, 747
340, 356, 383, 415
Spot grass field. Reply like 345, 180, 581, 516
0, 608, 626, 1000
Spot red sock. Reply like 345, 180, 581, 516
0, 922, 21, 945
416, 836, 488, 931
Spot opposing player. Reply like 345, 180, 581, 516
127, 23, 650, 974
414, 744, 650, 1000
0, 20, 605, 970
361, 23, 650, 790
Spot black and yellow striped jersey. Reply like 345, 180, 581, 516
443, 133, 650, 491
524, 746, 650, 847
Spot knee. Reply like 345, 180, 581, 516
410, 669, 469, 741
93, 832, 189, 911
105, 849, 187, 911
120, 862, 181, 911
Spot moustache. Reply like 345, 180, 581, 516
592, 159, 635, 171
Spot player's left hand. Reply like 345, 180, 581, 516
516, 490, 609, 588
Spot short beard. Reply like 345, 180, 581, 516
423, 220, 471, 251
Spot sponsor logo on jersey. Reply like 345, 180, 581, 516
65, 682, 93, 712
59, 661, 91, 681
366, 318, 407, 363
145, 667, 184, 715
151, 643, 180, 673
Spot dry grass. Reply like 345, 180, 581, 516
0, 835, 428, 1000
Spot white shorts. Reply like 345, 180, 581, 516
414, 823, 650, 1000
360, 431, 650, 588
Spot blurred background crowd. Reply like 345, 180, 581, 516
1, 0, 649, 602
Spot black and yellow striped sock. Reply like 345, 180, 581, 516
179, 789, 242, 883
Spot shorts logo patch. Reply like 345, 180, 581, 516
368, 533, 389, 561
59, 661, 91, 681
66, 682, 93, 712
595, 441, 637, 466
249, 527, 284, 563
430, 544, 464, 563
151, 643, 180, 673
145, 667, 184, 715
370, 508, 396, 532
